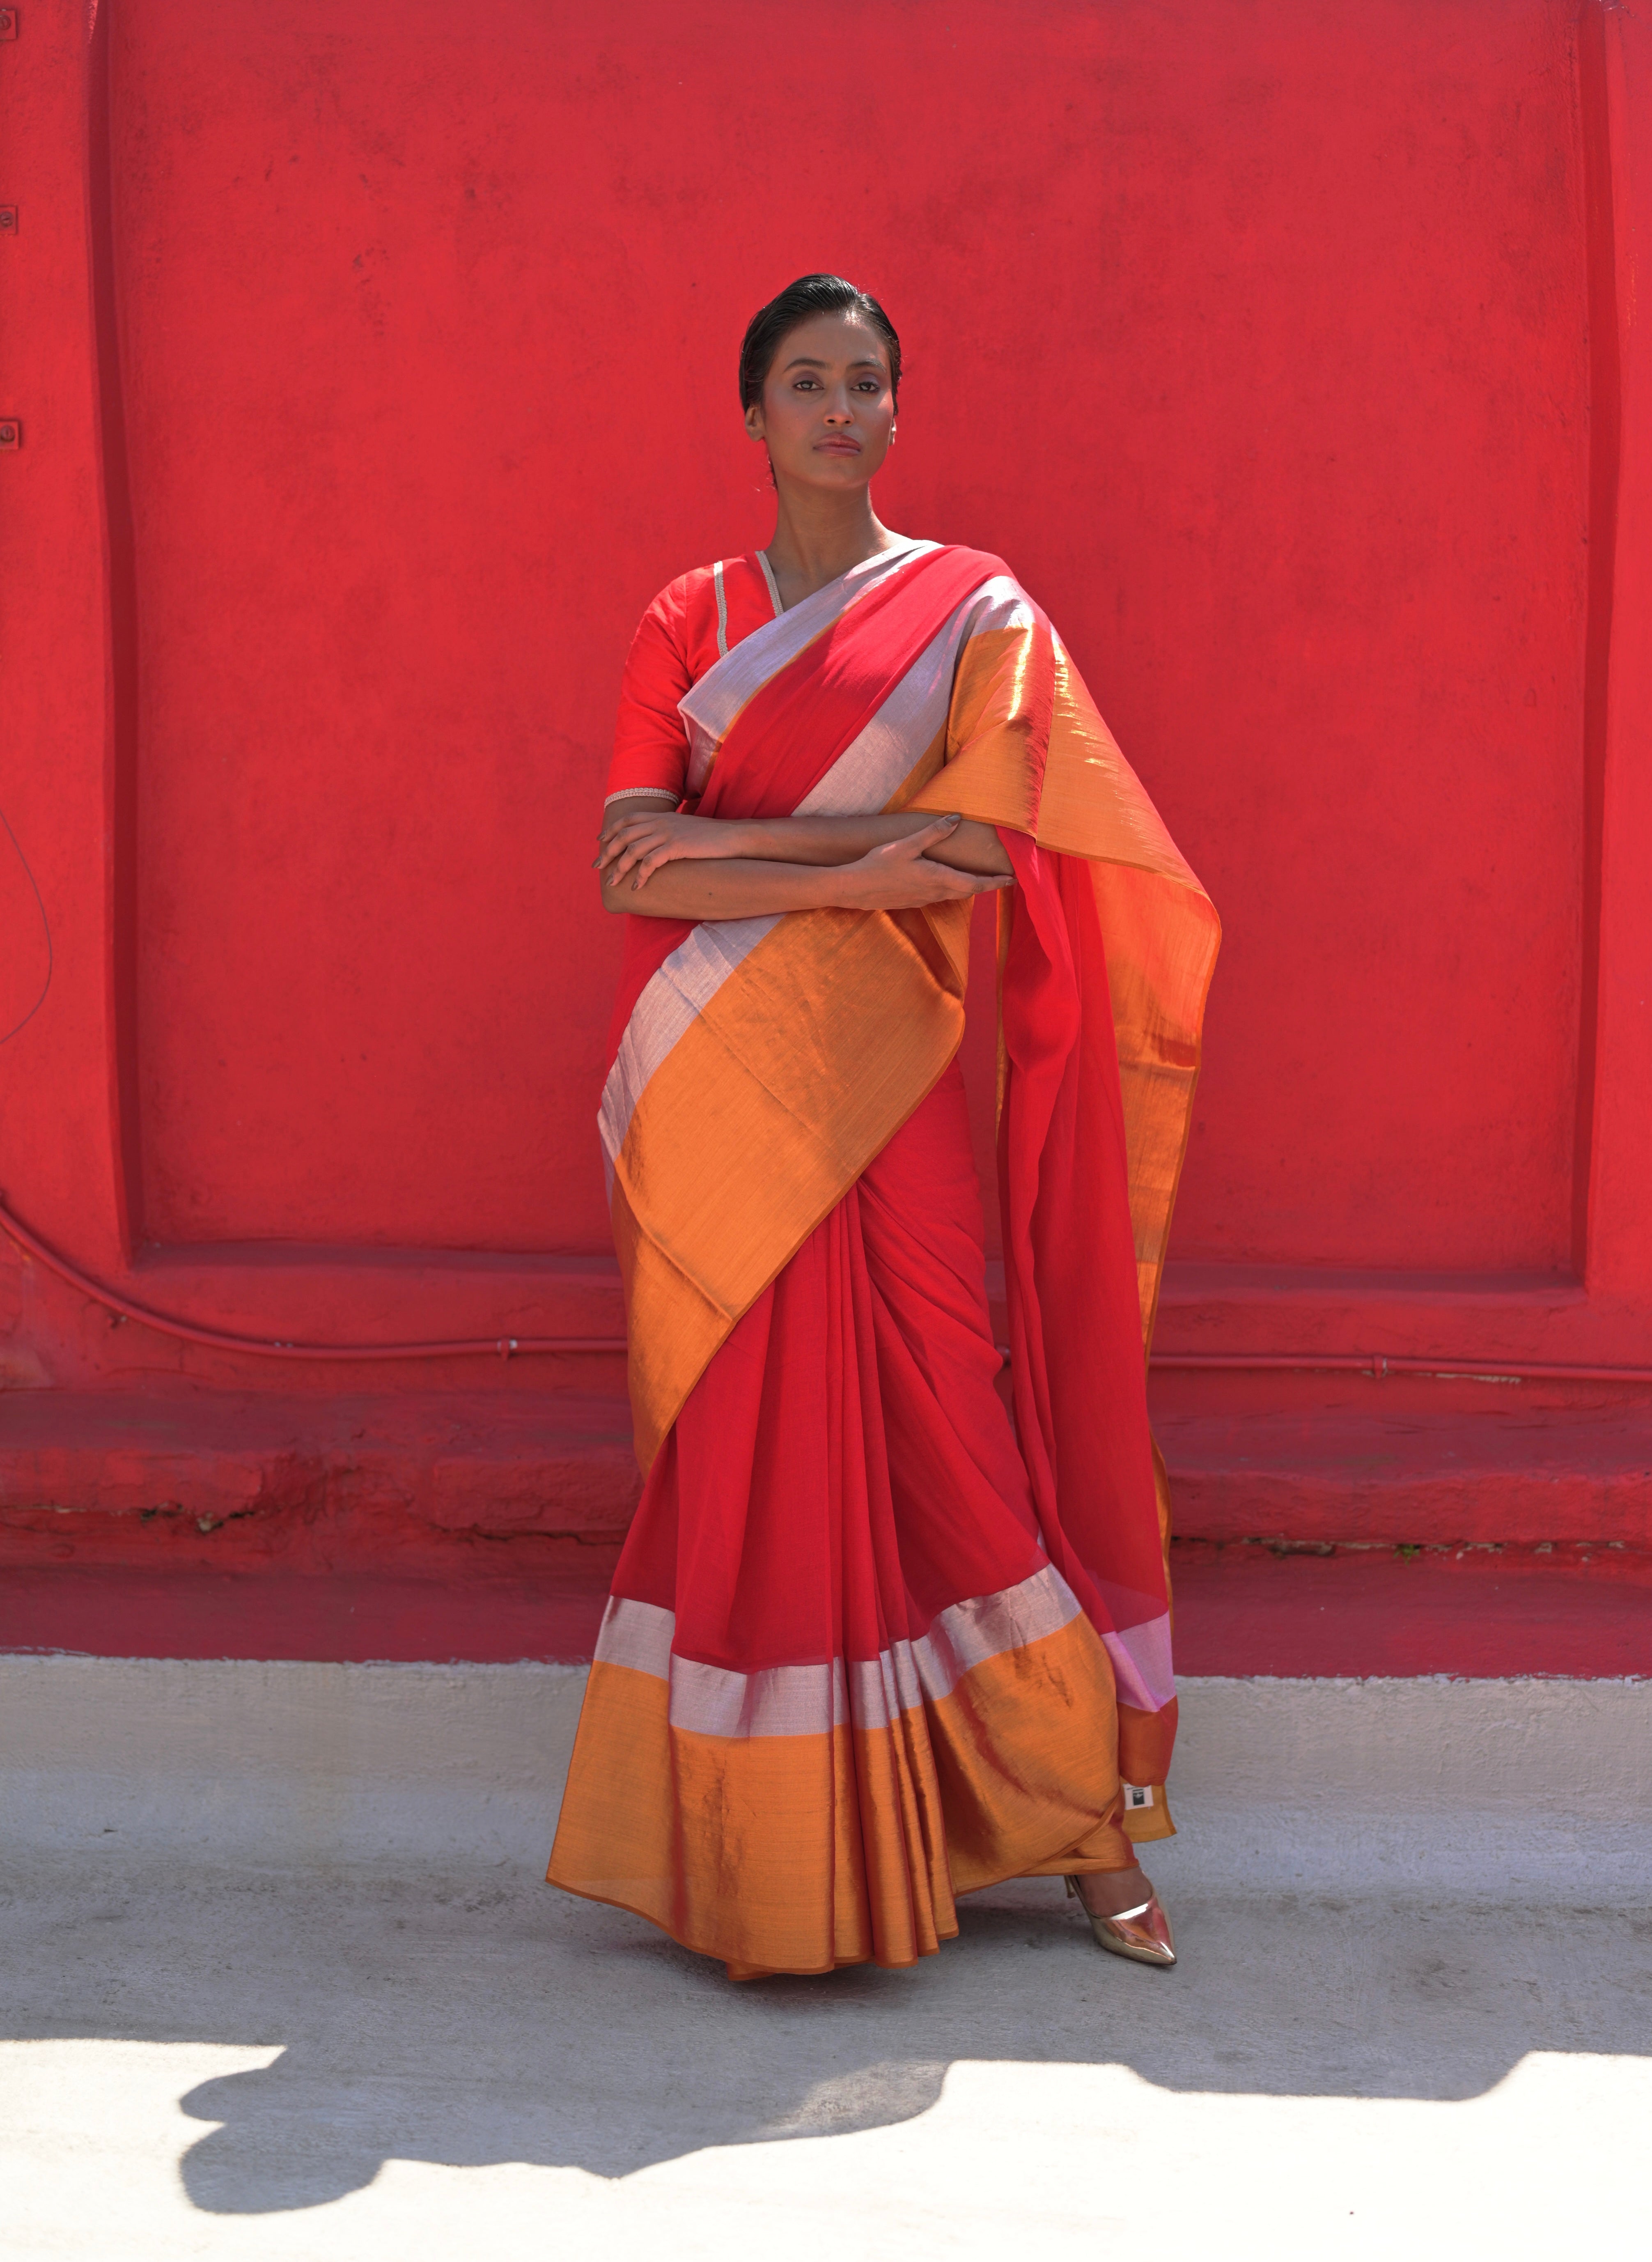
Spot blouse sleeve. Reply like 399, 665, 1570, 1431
605, 584, 693, 807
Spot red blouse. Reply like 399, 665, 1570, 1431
605, 554, 783, 807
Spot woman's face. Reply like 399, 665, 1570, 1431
744, 312, 896, 492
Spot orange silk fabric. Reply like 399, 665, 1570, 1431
903, 623, 1221, 1351
610, 614, 1217, 1473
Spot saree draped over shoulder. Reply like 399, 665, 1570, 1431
547, 540, 1219, 1977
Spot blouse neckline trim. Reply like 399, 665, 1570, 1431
750, 537, 926, 621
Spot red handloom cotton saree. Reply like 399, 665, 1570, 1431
547, 540, 1219, 1978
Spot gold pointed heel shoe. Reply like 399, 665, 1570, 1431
1065, 1874, 1177, 1967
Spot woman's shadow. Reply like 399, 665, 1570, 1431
177, 1937, 951, 2209
168, 1876, 1651, 2214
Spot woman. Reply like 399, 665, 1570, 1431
547, 275, 1218, 1981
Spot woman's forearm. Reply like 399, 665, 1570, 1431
729, 813, 1011, 877
603, 856, 881, 921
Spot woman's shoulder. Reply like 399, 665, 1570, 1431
630, 554, 778, 683
940, 544, 1038, 621
645, 559, 715, 617
882, 538, 1029, 614
640, 554, 770, 628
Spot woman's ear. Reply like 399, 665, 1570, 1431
743, 402, 765, 443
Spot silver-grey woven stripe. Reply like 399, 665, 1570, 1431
597, 913, 779, 1175
1101, 1615, 1176, 1712
587, 1562, 1168, 1743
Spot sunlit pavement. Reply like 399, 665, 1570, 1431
3, 1661, 1647, 2260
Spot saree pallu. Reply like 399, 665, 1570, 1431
548, 541, 1220, 1976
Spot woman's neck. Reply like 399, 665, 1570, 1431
762, 485, 903, 609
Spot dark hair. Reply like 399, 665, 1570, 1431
738, 274, 902, 410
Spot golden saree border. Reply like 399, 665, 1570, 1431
546, 1565, 1143, 1975
612, 894, 972, 1468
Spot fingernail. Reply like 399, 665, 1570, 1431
944, 813, 961, 824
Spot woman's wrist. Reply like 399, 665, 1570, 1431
834, 862, 879, 908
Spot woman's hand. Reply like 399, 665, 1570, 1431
836, 816, 1014, 909
596, 808, 749, 891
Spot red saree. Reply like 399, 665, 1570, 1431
548, 540, 1218, 1977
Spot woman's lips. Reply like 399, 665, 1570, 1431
817, 438, 861, 454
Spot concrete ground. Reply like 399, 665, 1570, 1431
2, 1661, 1648, 2260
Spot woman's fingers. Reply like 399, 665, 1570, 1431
879, 858, 1013, 906
596, 810, 668, 847
594, 822, 651, 868
872, 824, 1013, 900
597, 814, 731, 880
896, 813, 963, 858
925, 858, 980, 895
874, 814, 963, 866
597, 824, 666, 879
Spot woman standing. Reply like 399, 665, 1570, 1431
547, 276, 1218, 1981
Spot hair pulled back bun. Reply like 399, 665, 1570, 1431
738, 275, 902, 410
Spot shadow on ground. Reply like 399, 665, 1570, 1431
6, 1854, 1649, 2212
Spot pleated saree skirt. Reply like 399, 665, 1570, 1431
546, 1061, 1142, 1979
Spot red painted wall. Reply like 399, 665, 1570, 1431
1, 1, 1649, 1566
116, 0, 1595, 1262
